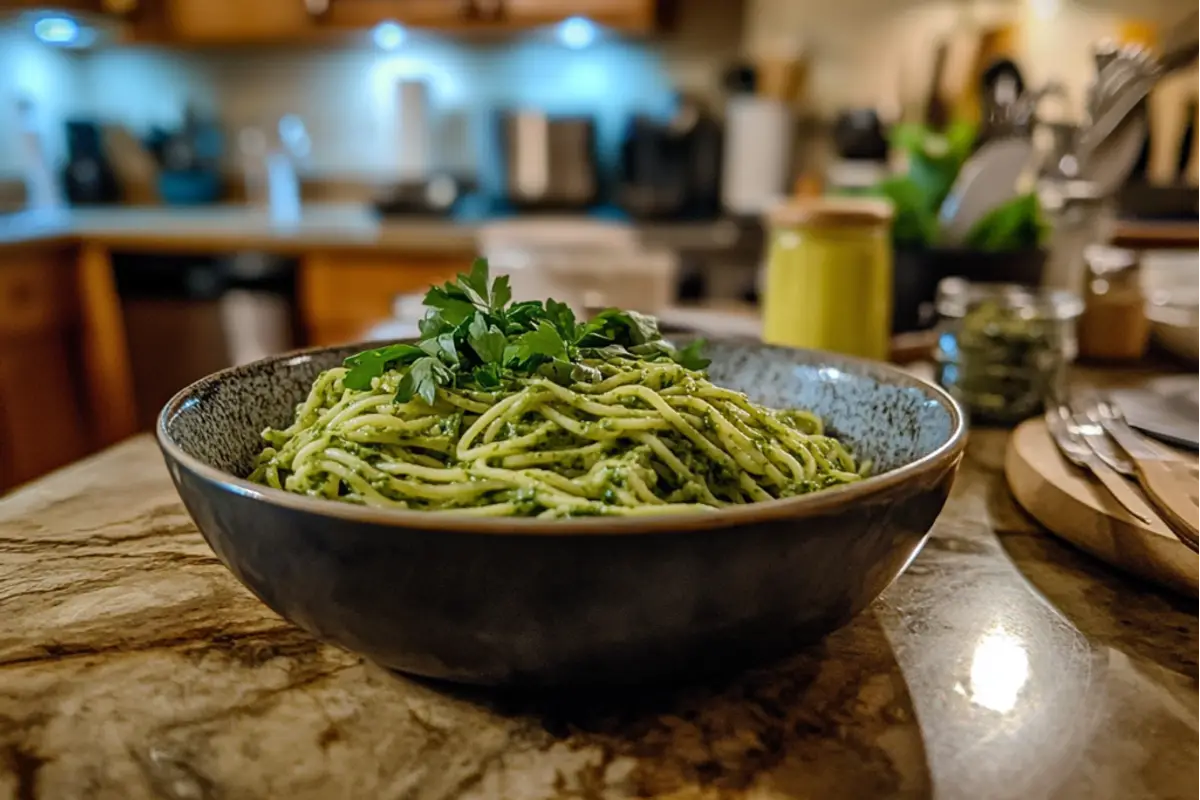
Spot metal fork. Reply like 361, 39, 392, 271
1044, 403, 1157, 524
1068, 398, 1136, 476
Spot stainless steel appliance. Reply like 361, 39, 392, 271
616, 96, 723, 220
499, 112, 598, 209
62, 120, 120, 205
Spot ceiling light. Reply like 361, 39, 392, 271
372, 20, 406, 51
33, 15, 83, 46
557, 16, 596, 50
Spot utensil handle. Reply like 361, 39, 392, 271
1138, 460, 1200, 552
1099, 409, 1170, 462
1087, 459, 1160, 527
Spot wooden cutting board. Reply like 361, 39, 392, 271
1005, 418, 1199, 596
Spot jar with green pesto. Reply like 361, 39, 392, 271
762, 198, 894, 360
933, 278, 1083, 425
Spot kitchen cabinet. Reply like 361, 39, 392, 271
0, 0, 108, 10
0, 244, 91, 493
501, 0, 657, 30
163, 0, 317, 43
320, 0, 474, 28
135, 0, 658, 44
299, 253, 466, 346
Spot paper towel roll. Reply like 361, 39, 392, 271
721, 96, 793, 216
397, 79, 432, 181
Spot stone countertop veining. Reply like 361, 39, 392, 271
0, 432, 1195, 800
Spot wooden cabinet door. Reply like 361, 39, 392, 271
0, 247, 90, 493
0, 0, 106, 10
322, 0, 472, 28
299, 253, 467, 347
501, 0, 656, 31
165, 0, 316, 42
324, 0, 657, 32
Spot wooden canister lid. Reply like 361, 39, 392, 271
768, 197, 894, 228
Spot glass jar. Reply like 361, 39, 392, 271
934, 279, 1083, 425
1078, 245, 1149, 361
761, 197, 893, 360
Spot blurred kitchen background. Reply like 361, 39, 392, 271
0, 0, 1196, 490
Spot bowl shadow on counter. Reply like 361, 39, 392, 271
985, 468, 1197, 680
401, 610, 934, 797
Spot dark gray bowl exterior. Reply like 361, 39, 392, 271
158, 340, 965, 686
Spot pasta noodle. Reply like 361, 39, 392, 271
249, 352, 869, 518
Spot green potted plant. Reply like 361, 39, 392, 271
866, 122, 1049, 331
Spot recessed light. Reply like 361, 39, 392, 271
33, 15, 82, 46
557, 16, 596, 50
372, 20, 406, 51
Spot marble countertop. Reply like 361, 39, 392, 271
1, 432, 1195, 799
0, 205, 751, 256
0, 204, 478, 254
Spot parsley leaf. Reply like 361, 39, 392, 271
578, 308, 660, 348
579, 344, 633, 361
514, 320, 569, 364
423, 293, 475, 327
342, 343, 423, 390
545, 299, 578, 342
473, 363, 503, 389
395, 356, 452, 406
504, 300, 543, 332
341, 257, 711, 400
456, 258, 492, 309
490, 274, 512, 312
467, 313, 507, 365
418, 332, 459, 367
673, 339, 711, 370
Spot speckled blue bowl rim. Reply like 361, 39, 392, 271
156, 339, 967, 536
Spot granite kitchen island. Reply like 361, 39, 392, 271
0, 425, 1194, 800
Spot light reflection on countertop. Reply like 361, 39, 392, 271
964, 625, 1031, 714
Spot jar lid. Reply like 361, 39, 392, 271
936, 277, 1084, 320
1084, 244, 1137, 276
768, 197, 894, 228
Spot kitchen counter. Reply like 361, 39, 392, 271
1, 428, 1194, 799
0, 204, 756, 255
0, 205, 477, 254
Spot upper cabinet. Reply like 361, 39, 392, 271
117, 0, 659, 44
162, 0, 315, 43
500, 0, 656, 30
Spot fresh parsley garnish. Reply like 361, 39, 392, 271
340, 258, 709, 403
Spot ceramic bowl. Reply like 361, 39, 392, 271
157, 340, 966, 686
1143, 250, 1199, 362
1144, 285, 1199, 362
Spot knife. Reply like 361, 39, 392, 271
1092, 395, 1200, 551
1043, 404, 1158, 526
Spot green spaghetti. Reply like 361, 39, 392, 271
249, 260, 867, 517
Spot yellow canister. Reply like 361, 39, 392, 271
762, 198, 894, 360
